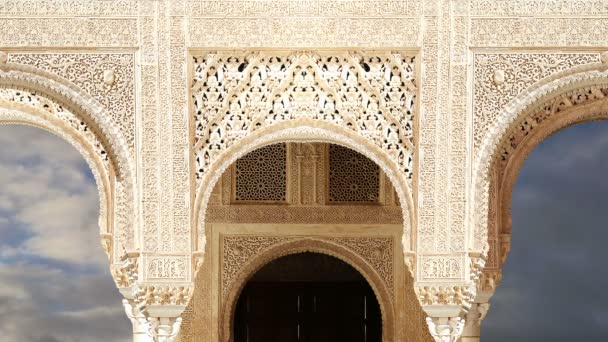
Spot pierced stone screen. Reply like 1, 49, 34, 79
234, 143, 287, 202
329, 144, 380, 203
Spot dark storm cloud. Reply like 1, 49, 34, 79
482, 121, 608, 341
0, 125, 130, 342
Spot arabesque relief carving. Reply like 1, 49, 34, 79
192, 51, 417, 189
222, 235, 395, 298
473, 53, 600, 152
8, 1, 608, 341
8, 53, 136, 154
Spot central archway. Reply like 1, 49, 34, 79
221, 238, 394, 342
193, 119, 416, 274
234, 252, 382, 342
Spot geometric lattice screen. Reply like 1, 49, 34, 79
328, 144, 380, 203
234, 143, 287, 202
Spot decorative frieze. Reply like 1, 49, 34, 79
420, 256, 464, 280
186, 0, 422, 18
417, 285, 474, 307
0, 18, 137, 47
470, 0, 608, 17
0, 0, 139, 16
137, 285, 192, 306
471, 18, 608, 47
188, 18, 420, 47
144, 256, 189, 281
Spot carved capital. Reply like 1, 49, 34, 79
425, 316, 465, 342
122, 285, 192, 342
148, 316, 183, 342
462, 302, 491, 339
122, 299, 152, 341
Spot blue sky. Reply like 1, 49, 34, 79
1, 121, 607, 341
483, 121, 608, 340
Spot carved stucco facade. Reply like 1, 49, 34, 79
1, 0, 608, 341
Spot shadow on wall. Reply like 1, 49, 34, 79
482, 121, 608, 341
0, 125, 130, 342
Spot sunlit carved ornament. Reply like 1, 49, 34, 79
192, 51, 417, 190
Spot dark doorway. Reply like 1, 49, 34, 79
233, 252, 382, 342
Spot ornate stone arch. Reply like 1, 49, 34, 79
473, 60, 608, 291
220, 238, 395, 342
193, 119, 415, 273
0, 59, 136, 263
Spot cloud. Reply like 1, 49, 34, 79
0, 262, 131, 342
0, 125, 107, 268
0, 125, 130, 341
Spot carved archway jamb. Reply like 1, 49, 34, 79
0, 57, 134, 185
480, 94, 608, 297
192, 120, 416, 278
474, 61, 608, 299
473, 61, 608, 257
220, 237, 395, 342
0, 59, 136, 265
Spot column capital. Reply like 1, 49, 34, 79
120, 282, 193, 342
461, 302, 491, 341
425, 316, 466, 342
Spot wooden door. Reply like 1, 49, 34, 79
234, 282, 382, 342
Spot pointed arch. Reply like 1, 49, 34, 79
0, 61, 136, 262
193, 119, 416, 274
473, 61, 608, 278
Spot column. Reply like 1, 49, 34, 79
423, 304, 466, 342
461, 303, 490, 341
149, 316, 183, 342
123, 299, 153, 342
426, 316, 465, 342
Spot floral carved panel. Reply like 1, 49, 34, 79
8, 53, 137, 154
221, 235, 394, 298
473, 53, 600, 153
192, 51, 417, 194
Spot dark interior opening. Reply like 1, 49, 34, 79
234, 252, 382, 342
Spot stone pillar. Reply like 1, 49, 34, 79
122, 299, 185, 342
422, 304, 466, 342
425, 316, 465, 342
460, 303, 490, 342
123, 299, 153, 342
149, 316, 183, 342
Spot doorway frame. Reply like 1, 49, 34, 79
217, 229, 398, 342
